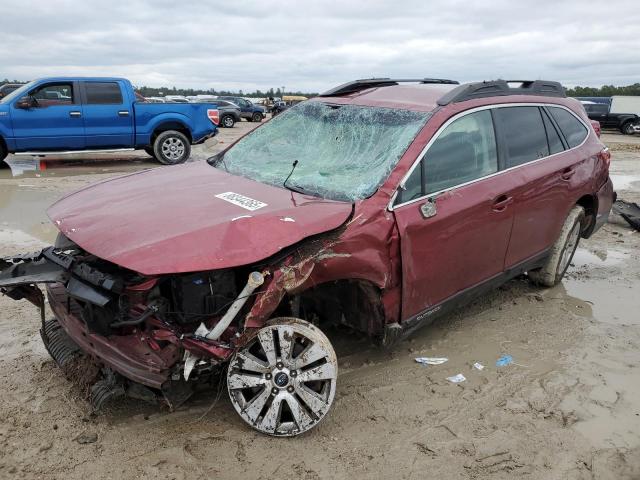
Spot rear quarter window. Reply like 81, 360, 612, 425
84, 82, 123, 105
548, 107, 588, 148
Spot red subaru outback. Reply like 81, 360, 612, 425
0, 78, 614, 436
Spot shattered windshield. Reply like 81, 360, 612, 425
215, 101, 430, 201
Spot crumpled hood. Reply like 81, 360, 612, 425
47, 162, 352, 275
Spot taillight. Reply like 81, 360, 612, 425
598, 147, 611, 170
590, 120, 601, 138
207, 109, 220, 126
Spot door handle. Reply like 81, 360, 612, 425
561, 167, 576, 181
492, 194, 513, 212
69, 111, 82, 117
118, 110, 130, 116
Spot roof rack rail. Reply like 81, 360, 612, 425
320, 77, 459, 97
437, 79, 566, 105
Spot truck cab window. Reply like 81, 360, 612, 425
31, 83, 74, 106
84, 82, 123, 105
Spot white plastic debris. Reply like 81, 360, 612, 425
446, 373, 466, 383
415, 357, 448, 366
473, 362, 485, 371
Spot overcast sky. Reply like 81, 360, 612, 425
1, 0, 639, 92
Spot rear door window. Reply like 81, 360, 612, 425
84, 82, 123, 105
548, 107, 588, 148
494, 106, 549, 168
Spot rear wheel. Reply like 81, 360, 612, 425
528, 206, 585, 287
251, 112, 263, 122
621, 121, 636, 135
153, 130, 191, 165
221, 114, 235, 128
227, 317, 338, 437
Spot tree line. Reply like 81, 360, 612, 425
565, 83, 640, 97
134, 86, 318, 98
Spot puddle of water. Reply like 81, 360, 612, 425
1, 157, 158, 179
564, 247, 639, 325
610, 174, 640, 191
0, 185, 60, 243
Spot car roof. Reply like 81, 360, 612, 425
312, 84, 457, 112
314, 79, 569, 113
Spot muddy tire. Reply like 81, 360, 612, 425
227, 317, 337, 437
528, 206, 585, 287
152, 130, 191, 165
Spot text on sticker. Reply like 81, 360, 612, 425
215, 192, 267, 211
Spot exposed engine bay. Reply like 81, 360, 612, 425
0, 233, 354, 435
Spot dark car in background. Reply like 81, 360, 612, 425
217, 96, 265, 122
193, 98, 241, 127
0, 83, 23, 99
581, 101, 639, 135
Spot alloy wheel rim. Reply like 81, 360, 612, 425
227, 320, 337, 436
161, 137, 185, 161
559, 222, 580, 275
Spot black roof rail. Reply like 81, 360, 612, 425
320, 77, 459, 97
437, 79, 566, 105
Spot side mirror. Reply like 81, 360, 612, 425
16, 96, 36, 109
420, 197, 437, 219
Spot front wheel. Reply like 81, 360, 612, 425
227, 317, 338, 437
153, 130, 191, 165
621, 121, 636, 135
251, 112, 263, 122
528, 206, 585, 287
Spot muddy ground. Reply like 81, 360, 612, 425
0, 126, 639, 480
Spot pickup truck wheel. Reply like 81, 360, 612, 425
528, 206, 585, 287
227, 317, 338, 437
153, 130, 191, 165
251, 112, 263, 122
221, 115, 235, 128
621, 121, 636, 135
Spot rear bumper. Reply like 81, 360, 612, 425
593, 177, 615, 234
46, 283, 178, 388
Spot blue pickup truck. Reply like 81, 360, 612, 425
0, 77, 219, 165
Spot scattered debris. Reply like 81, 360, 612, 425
496, 354, 514, 367
415, 357, 448, 366
613, 199, 640, 231
447, 373, 466, 383
416, 357, 449, 365
473, 362, 485, 371
74, 432, 98, 444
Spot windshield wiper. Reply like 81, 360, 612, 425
282, 159, 310, 195
207, 152, 228, 171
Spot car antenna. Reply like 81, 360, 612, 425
283, 160, 299, 190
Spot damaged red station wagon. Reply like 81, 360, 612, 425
0, 78, 614, 436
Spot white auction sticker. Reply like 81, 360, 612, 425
215, 192, 267, 211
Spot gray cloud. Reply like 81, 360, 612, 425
1, 0, 639, 91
